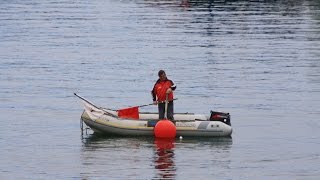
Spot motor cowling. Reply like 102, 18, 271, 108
210, 111, 231, 126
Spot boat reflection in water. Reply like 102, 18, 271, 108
153, 138, 176, 180
80, 133, 232, 179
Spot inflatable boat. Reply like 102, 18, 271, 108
75, 93, 232, 137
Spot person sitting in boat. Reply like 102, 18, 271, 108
151, 70, 176, 121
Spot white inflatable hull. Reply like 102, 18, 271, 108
80, 110, 232, 137
75, 93, 232, 137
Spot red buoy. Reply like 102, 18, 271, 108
154, 120, 176, 138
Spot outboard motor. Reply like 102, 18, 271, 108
210, 111, 231, 126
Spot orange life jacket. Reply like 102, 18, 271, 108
151, 79, 176, 102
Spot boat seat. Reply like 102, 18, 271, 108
139, 113, 207, 121
102, 109, 208, 121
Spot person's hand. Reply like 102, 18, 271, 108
166, 88, 172, 94
153, 101, 158, 105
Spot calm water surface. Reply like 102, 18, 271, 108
0, 0, 320, 179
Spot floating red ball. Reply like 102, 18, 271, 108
154, 120, 176, 138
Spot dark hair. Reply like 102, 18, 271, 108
158, 70, 165, 77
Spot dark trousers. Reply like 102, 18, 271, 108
158, 101, 174, 120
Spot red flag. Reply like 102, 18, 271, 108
118, 106, 139, 119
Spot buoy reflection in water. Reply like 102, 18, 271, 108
154, 138, 176, 179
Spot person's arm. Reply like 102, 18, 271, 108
170, 80, 176, 91
166, 80, 176, 94
151, 80, 159, 102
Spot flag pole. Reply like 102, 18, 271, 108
137, 98, 178, 108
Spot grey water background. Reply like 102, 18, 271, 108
1, 0, 320, 179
